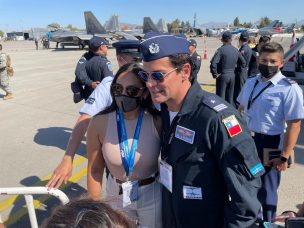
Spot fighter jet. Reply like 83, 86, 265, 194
48, 11, 115, 49
258, 20, 284, 36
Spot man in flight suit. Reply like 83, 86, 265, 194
234, 31, 252, 105
188, 39, 201, 81
210, 31, 246, 106
82, 36, 113, 100
139, 32, 264, 228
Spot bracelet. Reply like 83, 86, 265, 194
282, 210, 298, 217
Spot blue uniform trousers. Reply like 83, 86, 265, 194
253, 133, 281, 222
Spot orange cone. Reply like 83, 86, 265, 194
203, 48, 208, 59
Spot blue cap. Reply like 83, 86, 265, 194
89, 36, 109, 49
240, 31, 249, 40
112, 39, 140, 54
140, 32, 189, 62
188, 39, 197, 47
222, 31, 232, 40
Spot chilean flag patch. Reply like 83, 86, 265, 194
222, 115, 242, 137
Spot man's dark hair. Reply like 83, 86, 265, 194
117, 52, 142, 63
42, 198, 136, 228
99, 62, 159, 116
168, 53, 195, 82
259, 42, 284, 57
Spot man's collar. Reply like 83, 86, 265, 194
177, 81, 202, 116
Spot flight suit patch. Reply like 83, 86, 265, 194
85, 97, 95, 105
222, 115, 242, 137
175, 125, 195, 144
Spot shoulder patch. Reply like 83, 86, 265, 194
222, 115, 242, 137
282, 77, 297, 85
202, 95, 228, 112
85, 97, 95, 105
197, 55, 201, 61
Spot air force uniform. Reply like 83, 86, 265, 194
237, 72, 304, 221
140, 32, 264, 228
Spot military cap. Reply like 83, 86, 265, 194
188, 39, 197, 48
140, 32, 189, 62
112, 39, 140, 54
221, 31, 232, 40
240, 31, 249, 40
89, 36, 109, 49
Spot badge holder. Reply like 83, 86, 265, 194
122, 180, 139, 208
159, 160, 173, 193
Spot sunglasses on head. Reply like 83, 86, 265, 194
111, 83, 145, 97
138, 67, 178, 82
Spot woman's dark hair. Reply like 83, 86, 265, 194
168, 53, 195, 82
99, 63, 159, 116
41, 198, 136, 228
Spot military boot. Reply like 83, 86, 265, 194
3, 93, 13, 100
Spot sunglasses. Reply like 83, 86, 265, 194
111, 83, 145, 97
138, 68, 178, 82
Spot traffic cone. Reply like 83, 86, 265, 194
203, 48, 208, 59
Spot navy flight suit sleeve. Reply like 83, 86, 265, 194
210, 49, 221, 77
210, 111, 264, 228
75, 55, 93, 87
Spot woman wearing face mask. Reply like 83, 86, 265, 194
86, 63, 162, 228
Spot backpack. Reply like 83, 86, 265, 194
0, 53, 7, 69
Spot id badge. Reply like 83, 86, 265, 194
159, 160, 173, 193
122, 181, 138, 208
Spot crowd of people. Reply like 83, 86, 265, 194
2, 30, 302, 227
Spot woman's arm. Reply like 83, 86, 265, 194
87, 117, 105, 200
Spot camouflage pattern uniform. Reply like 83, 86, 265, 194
0, 53, 13, 99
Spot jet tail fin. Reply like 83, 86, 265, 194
143, 17, 159, 34
84, 11, 107, 34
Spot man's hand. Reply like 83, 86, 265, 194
273, 211, 297, 223
46, 156, 73, 189
268, 158, 288, 171
91, 81, 100, 89
213, 74, 221, 79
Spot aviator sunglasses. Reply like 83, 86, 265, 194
111, 83, 145, 97
138, 67, 178, 82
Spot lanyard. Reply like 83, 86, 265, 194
116, 108, 144, 177
247, 79, 272, 110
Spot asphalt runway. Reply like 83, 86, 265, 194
0, 36, 303, 227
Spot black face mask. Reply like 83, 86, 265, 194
258, 64, 279, 79
115, 95, 140, 113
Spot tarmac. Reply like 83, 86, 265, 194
0, 36, 303, 227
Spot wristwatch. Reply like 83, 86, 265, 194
280, 155, 288, 163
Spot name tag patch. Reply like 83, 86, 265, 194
175, 125, 195, 144
222, 115, 242, 137
183, 186, 202, 200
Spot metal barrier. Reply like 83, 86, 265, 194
0, 187, 69, 228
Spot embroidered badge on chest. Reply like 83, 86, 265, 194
222, 115, 242, 137
175, 125, 195, 144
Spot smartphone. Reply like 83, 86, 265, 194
285, 217, 304, 228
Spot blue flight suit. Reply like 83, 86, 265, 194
237, 72, 304, 221
234, 43, 252, 104
248, 45, 259, 77
161, 81, 264, 228
83, 54, 113, 100
210, 43, 246, 106
190, 51, 201, 81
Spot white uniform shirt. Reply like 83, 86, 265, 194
79, 76, 113, 116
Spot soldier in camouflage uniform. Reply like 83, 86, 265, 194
0, 44, 13, 100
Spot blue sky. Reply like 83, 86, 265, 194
0, 0, 303, 31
